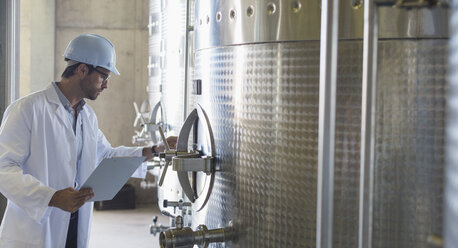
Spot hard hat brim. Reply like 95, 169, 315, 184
111, 66, 120, 76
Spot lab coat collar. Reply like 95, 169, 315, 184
45, 83, 87, 111
44, 83, 86, 132
44, 83, 62, 106
52, 82, 86, 113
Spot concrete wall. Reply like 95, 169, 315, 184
55, 0, 155, 205
19, 0, 55, 97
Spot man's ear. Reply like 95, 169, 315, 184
76, 63, 89, 78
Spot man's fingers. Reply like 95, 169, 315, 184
78, 188, 94, 195
167, 136, 178, 149
50, 187, 94, 213
74, 191, 94, 199
71, 195, 93, 212
71, 188, 94, 201
79, 188, 93, 194
82, 191, 94, 201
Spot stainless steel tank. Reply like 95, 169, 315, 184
371, 40, 447, 248
147, 0, 161, 112
192, 1, 448, 247
148, 0, 190, 218
159, 0, 187, 132
150, 0, 450, 247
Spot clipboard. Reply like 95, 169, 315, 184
78, 156, 145, 202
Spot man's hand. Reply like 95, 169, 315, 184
160, 136, 177, 151
142, 136, 177, 161
48, 187, 94, 213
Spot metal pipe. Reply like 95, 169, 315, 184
6, 0, 19, 105
183, 0, 193, 120
316, 0, 340, 247
159, 225, 234, 248
202, 227, 234, 243
358, 1, 379, 248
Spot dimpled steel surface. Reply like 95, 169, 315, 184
372, 39, 447, 248
193, 42, 320, 247
149, 0, 449, 247
333, 41, 364, 248
192, 40, 369, 247
191, 39, 447, 248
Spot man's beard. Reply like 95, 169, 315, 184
81, 78, 100, 100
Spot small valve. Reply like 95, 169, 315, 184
150, 216, 169, 237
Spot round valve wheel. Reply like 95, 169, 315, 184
149, 101, 167, 144
175, 104, 216, 212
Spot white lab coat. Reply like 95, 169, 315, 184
0, 83, 144, 248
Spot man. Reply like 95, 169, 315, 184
0, 34, 175, 248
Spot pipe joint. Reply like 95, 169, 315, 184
159, 224, 235, 248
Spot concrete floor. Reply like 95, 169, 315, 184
89, 204, 169, 248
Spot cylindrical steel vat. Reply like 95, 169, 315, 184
148, 0, 190, 217
150, 0, 450, 247
191, 1, 448, 247
159, 0, 187, 132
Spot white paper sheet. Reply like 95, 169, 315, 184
78, 156, 145, 201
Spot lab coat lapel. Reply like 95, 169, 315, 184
79, 105, 97, 183
43, 84, 73, 132
78, 109, 96, 248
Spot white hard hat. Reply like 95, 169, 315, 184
63, 34, 120, 75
